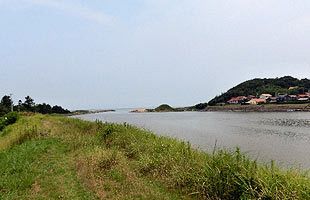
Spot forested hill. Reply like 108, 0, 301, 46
208, 76, 310, 105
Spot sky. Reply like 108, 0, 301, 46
1, 0, 310, 110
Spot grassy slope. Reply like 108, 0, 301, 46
0, 115, 309, 200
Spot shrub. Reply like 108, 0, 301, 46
0, 118, 5, 131
0, 112, 19, 132
4, 112, 19, 125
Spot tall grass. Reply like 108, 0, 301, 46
0, 115, 309, 199
0, 114, 41, 151
98, 122, 310, 200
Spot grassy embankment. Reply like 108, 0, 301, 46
0, 114, 309, 199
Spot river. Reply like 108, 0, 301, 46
75, 110, 310, 169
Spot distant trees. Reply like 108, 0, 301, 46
0, 94, 70, 117
288, 88, 300, 95
51, 105, 70, 114
194, 103, 208, 110
35, 104, 70, 114
35, 103, 52, 114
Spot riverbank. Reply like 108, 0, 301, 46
140, 103, 310, 113
205, 103, 310, 112
0, 114, 309, 199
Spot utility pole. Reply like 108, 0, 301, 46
10, 93, 13, 112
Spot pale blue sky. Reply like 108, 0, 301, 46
1, 0, 310, 109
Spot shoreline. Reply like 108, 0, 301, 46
69, 109, 116, 116
131, 103, 310, 113
204, 103, 310, 112
69, 104, 310, 114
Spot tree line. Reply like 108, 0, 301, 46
0, 95, 70, 117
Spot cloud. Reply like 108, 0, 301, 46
24, 0, 114, 25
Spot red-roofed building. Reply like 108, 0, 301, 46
247, 95, 256, 100
227, 96, 247, 104
298, 94, 309, 99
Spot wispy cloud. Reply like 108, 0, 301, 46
24, 0, 114, 25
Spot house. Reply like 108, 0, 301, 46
227, 96, 247, 104
297, 94, 309, 102
298, 94, 309, 99
246, 98, 266, 105
227, 98, 239, 104
259, 94, 272, 100
276, 94, 289, 102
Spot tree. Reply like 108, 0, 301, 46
0, 95, 13, 116
23, 96, 35, 112
35, 103, 52, 114
194, 103, 208, 110
18, 100, 23, 111
51, 105, 70, 114
1, 95, 13, 109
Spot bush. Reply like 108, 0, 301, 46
0, 112, 19, 131
0, 118, 5, 131
4, 112, 19, 125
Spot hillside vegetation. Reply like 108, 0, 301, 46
154, 104, 175, 112
209, 76, 310, 105
0, 114, 309, 199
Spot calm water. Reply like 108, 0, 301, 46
76, 110, 310, 169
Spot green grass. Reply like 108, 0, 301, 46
0, 139, 94, 200
0, 114, 309, 199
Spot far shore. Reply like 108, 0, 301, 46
70, 109, 115, 116
70, 103, 310, 115
130, 103, 310, 113
204, 103, 310, 112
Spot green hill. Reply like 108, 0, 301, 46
154, 104, 175, 112
208, 76, 310, 105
